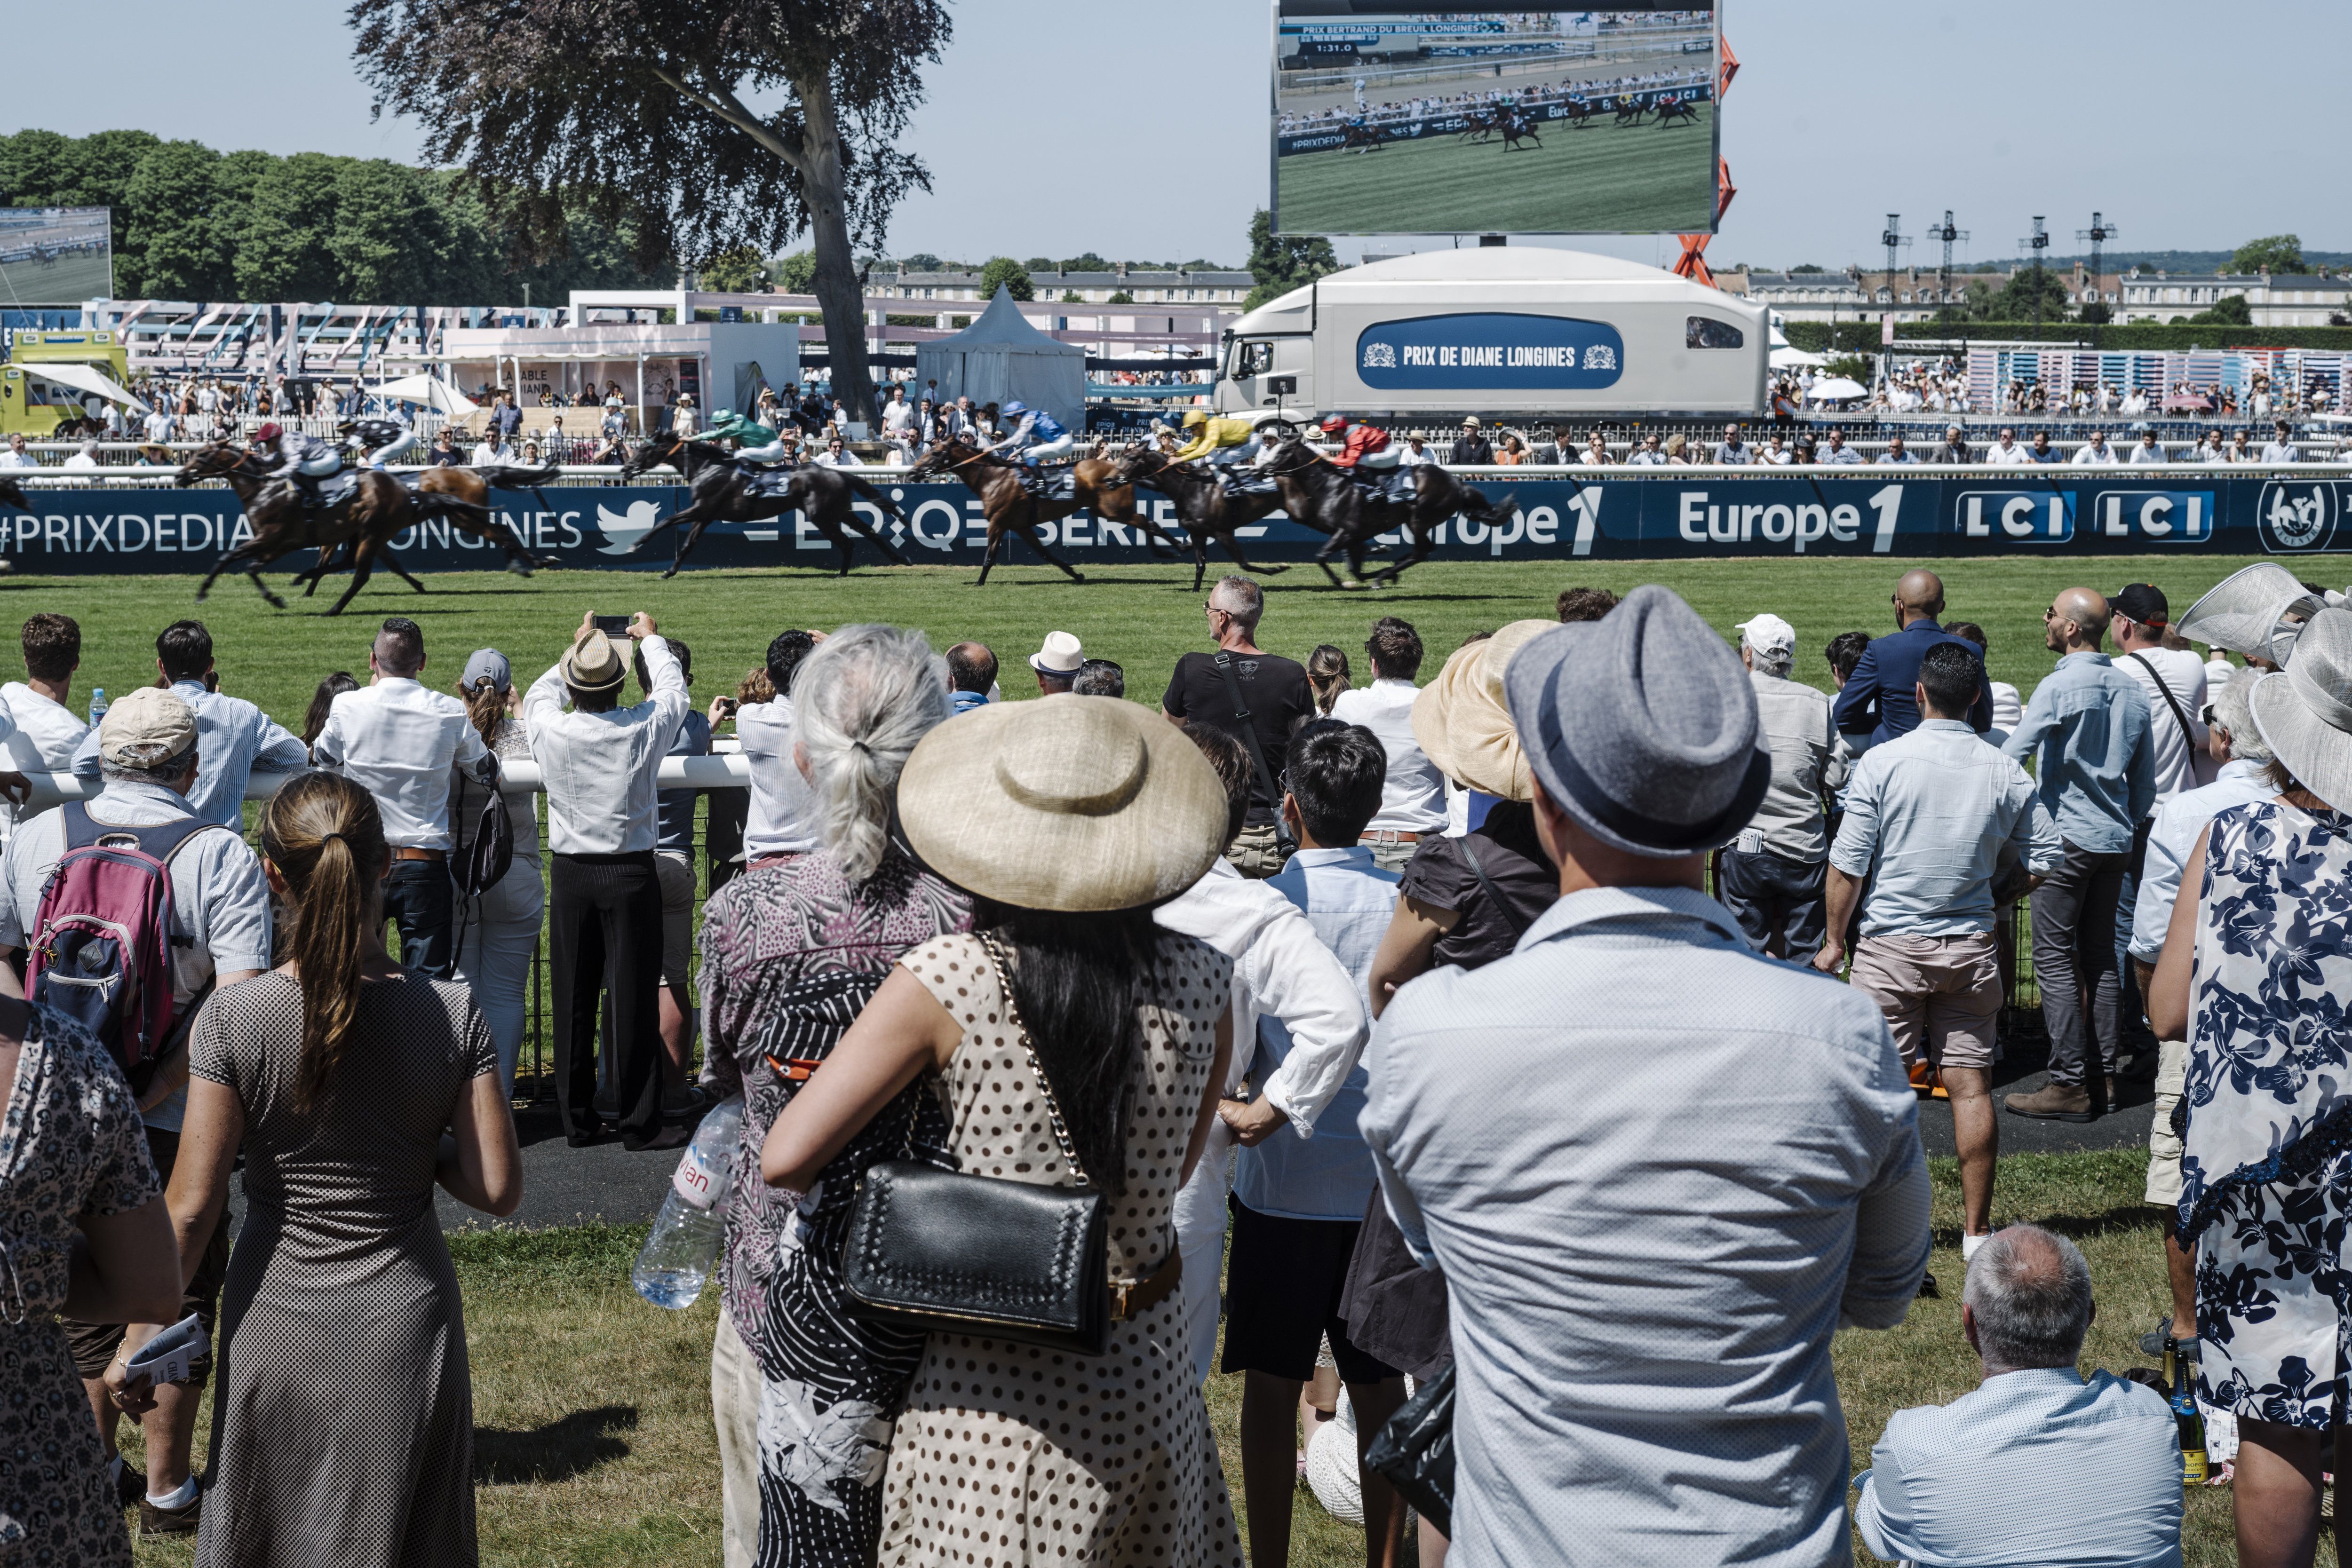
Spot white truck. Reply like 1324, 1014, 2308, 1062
1212, 246, 1768, 433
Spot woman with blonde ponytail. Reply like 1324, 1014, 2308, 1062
135, 772, 520, 1566
695, 624, 971, 1565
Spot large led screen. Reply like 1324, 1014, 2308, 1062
0, 208, 113, 305
1273, 3, 1720, 237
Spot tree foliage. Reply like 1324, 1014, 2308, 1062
2231, 234, 2304, 275
1244, 208, 1337, 311
978, 257, 1033, 301
2186, 293, 2254, 326
348, 0, 953, 420
698, 245, 770, 292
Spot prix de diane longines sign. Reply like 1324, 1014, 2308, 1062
0, 474, 2346, 573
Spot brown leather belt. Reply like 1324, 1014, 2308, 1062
1360, 831, 1422, 844
1110, 1249, 1182, 1323
393, 847, 447, 863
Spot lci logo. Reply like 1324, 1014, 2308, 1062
1354, 312, 1625, 391
2257, 481, 2339, 554
1958, 490, 2214, 545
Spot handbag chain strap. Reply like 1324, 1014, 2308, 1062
977, 935, 1092, 1188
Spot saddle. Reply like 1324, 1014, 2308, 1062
1021, 466, 1079, 504
739, 464, 800, 501
1351, 466, 1416, 506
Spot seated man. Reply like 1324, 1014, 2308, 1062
1854, 1225, 2183, 1568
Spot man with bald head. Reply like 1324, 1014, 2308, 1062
1830, 569, 1995, 748
2001, 588, 2155, 1122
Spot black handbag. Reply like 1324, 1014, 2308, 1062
840, 936, 1178, 1355
1363, 1361, 1457, 1535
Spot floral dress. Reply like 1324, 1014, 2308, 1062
0, 1008, 160, 1566
2181, 799, 2352, 1429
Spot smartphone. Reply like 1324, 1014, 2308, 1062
716, 696, 739, 715
592, 614, 631, 638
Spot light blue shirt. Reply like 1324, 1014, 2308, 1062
1832, 721, 2062, 936
1359, 885, 1930, 1568
1241, 846, 1396, 1222
2127, 756, 2273, 962
2002, 652, 2157, 854
72, 680, 306, 829
1855, 1366, 2183, 1567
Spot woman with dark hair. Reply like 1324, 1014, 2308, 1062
1307, 643, 1352, 716
117, 772, 520, 1567
449, 650, 542, 1091
763, 697, 1244, 1567
300, 672, 358, 753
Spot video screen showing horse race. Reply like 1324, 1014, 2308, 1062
0, 207, 111, 307
1273, 4, 1720, 236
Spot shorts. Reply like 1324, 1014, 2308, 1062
1223, 821, 1292, 881
656, 849, 696, 990
1848, 931, 2001, 1073
65, 1127, 230, 1387
2145, 1036, 2188, 1208
1221, 1196, 1399, 1386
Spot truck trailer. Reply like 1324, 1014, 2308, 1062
1212, 247, 1768, 432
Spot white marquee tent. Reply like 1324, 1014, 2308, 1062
914, 286, 1085, 431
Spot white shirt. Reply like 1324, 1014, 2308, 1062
1986, 440, 2033, 467
2262, 439, 2301, 463
142, 411, 175, 443
0, 449, 32, 469
2128, 756, 2273, 962
2070, 441, 2122, 466
2112, 645, 2209, 803
882, 398, 914, 433
1759, 446, 1795, 466
731, 697, 822, 858
61, 450, 98, 472
2126, 440, 2168, 465
1330, 679, 1447, 833
0, 683, 87, 839
522, 636, 690, 855
815, 448, 859, 467
310, 676, 494, 850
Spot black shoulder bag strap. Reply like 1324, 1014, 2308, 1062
2125, 651, 2199, 754
1457, 835, 1534, 941
1210, 652, 1297, 851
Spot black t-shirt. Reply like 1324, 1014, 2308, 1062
1398, 801, 1557, 968
1162, 649, 1314, 825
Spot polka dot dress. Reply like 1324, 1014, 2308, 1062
874, 933, 1244, 1568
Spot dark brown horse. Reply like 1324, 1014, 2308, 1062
1255, 437, 1517, 587
620, 434, 914, 576
177, 443, 488, 614
297, 461, 565, 597
0, 477, 28, 514
905, 437, 1162, 585
1110, 448, 1290, 592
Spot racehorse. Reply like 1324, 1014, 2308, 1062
1255, 436, 1517, 588
176, 442, 492, 615
620, 433, 913, 577
1654, 98, 1701, 127
296, 460, 567, 597
1557, 98, 1593, 128
905, 436, 1150, 586
1456, 108, 1499, 143
1109, 447, 1291, 592
1341, 119, 1394, 154
1612, 99, 1648, 126
1495, 109, 1542, 151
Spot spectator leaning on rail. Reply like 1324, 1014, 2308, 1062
1717, 612, 1846, 960
1712, 421, 1753, 464
309, 616, 498, 980
1, 688, 271, 1536
524, 611, 691, 1151
1819, 642, 2062, 1261
446, 649, 542, 1094
1928, 424, 1973, 464
1986, 426, 2031, 466
72, 619, 306, 829
2002, 588, 2156, 1124
1451, 416, 1494, 467
1329, 617, 1446, 873
1, 612, 87, 842
1360, 585, 1930, 1567
1832, 570, 1995, 750
1853, 1225, 2183, 1568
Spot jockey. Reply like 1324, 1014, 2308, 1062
252, 420, 343, 520
706, 407, 796, 464
986, 400, 1074, 467
1169, 410, 1259, 466
342, 414, 417, 469
1319, 413, 1409, 501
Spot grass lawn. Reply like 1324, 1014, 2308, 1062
0, 554, 2273, 736
117, 1151, 2260, 1567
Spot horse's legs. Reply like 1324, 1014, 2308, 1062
1023, 525, 1086, 582
842, 507, 914, 568
1216, 535, 1286, 578
664, 515, 723, 579
976, 527, 1004, 586
326, 539, 380, 616
379, 546, 428, 594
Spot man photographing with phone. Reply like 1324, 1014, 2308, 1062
524, 610, 691, 1151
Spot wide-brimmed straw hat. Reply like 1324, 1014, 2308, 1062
562, 629, 628, 694
1410, 620, 1557, 800
2178, 562, 2324, 666
898, 697, 1228, 911
2250, 609, 2352, 812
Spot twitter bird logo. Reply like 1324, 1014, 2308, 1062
596, 500, 664, 556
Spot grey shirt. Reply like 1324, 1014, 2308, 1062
1741, 669, 1845, 863
1833, 720, 2063, 936
1359, 885, 1929, 1568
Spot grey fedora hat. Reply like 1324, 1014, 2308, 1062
2249, 608, 2352, 813
1502, 583, 1771, 858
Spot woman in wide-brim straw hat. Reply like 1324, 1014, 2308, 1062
762, 695, 1248, 1567
2148, 606, 2352, 1561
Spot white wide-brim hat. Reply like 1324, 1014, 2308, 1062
1410, 620, 1556, 801
2250, 609, 2352, 813
2178, 562, 2325, 667
898, 697, 1229, 911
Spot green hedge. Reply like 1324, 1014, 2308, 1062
1781, 320, 2352, 354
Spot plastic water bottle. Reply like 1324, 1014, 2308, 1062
87, 687, 107, 729
631, 1096, 744, 1309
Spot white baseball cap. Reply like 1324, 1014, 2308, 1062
1735, 613, 1797, 659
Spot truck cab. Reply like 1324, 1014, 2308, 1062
1213, 286, 1316, 438
1, 330, 139, 437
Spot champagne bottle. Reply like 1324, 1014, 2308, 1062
2164, 1336, 2209, 1486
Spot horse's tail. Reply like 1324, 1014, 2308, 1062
412, 489, 492, 525
842, 471, 903, 519
471, 463, 563, 489
1480, 489, 1518, 524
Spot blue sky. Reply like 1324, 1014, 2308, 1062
7, 0, 2342, 273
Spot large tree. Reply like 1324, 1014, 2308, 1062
1243, 208, 1336, 312
349, 0, 952, 422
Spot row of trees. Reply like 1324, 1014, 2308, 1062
0, 128, 665, 304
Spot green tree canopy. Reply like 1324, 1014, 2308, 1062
772, 251, 817, 294
699, 245, 769, 292
1243, 208, 1336, 311
2187, 293, 2254, 326
2232, 234, 2304, 274
978, 257, 1033, 301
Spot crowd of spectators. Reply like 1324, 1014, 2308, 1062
14, 557, 2352, 1568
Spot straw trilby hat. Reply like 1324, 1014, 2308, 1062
2250, 608, 2352, 813
562, 629, 628, 693
1410, 619, 1557, 800
898, 697, 1229, 911
2177, 562, 2324, 666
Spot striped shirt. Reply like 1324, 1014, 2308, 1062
1854, 1366, 2182, 1567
